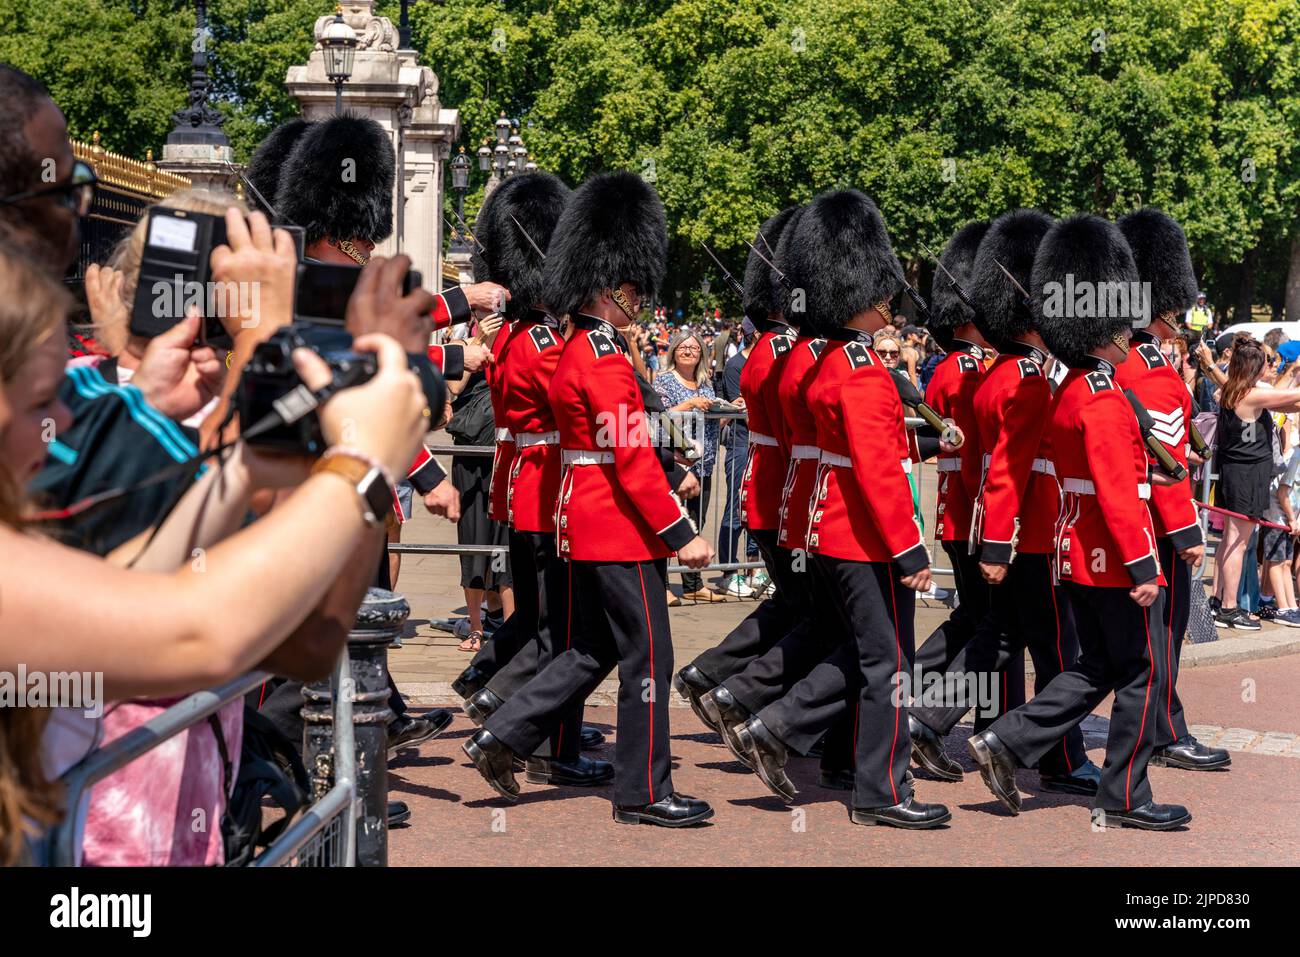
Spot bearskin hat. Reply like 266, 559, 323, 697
1117, 207, 1198, 325
969, 208, 1054, 350
245, 118, 311, 219
779, 189, 901, 336
1031, 213, 1141, 363
470, 172, 571, 320
771, 204, 808, 329
276, 113, 395, 245
928, 219, 989, 348
742, 205, 800, 324
541, 171, 666, 319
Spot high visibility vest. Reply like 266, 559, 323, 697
1187, 304, 1212, 331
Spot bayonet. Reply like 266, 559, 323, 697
742, 238, 794, 290
993, 258, 1034, 307
920, 240, 977, 312
509, 212, 547, 261
699, 242, 744, 298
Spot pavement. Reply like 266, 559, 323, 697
380, 494, 1300, 867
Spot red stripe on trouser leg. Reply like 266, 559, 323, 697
1166, 561, 1176, 741
555, 558, 574, 756
636, 564, 656, 803
1047, 565, 1072, 772
886, 571, 902, 805
1124, 606, 1157, 811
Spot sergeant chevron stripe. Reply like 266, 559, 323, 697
1146, 407, 1185, 446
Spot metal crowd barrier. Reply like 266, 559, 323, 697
45, 651, 362, 867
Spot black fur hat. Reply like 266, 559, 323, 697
1117, 207, 1198, 324
245, 118, 311, 219
1031, 213, 1141, 363
928, 219, 989, 347
471, 172, 571, 319
771, 204, 807, 330
780, 189, 901, 336
969, 209, 1054, 350
542, 171, 666, 319
276, 113, 395, 244
742, 205, 800, 323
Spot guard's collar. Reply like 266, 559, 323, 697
952, 338, 984, 360
826, 326, 873, 345
1065, 354, 1116, 376
525, 308, 560, 328
1004, 339, 1046, 365
750, 315, 796, 337
573, 313, 627, 351
1130, 328, 1160, 347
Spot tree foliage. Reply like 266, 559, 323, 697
4, 0, 1298, 319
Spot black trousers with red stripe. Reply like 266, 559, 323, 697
486, 558, 675, 806
466, 532, 535, 679
910, 552, 1085, 776
481, 530, 583, 761
688, 528, 805, 685
758, 557, 916, 810
991, 583, 1169, 811
912, 541, 1026, 713
1156, 536, 1191, 744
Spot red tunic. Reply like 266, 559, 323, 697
1051, 358, 1164, 588
971, 342, 1059, 562
1112, 331, 1203, 551
485, 322, 516, 524
805, 333, 929, 573
740, 328, 795, 530
551, 315, 696, 562
776, 336, 826, 553
924, 339, 986, 543
499, 314, 564, 533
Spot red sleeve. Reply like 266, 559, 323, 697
587, 352, 695, 549
406, 445, 446, 494
980, 373, 1049, 563
1084, 392, 1160, 584
841, 365, 929, 574
431, 286, 470, 330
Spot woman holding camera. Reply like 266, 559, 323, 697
0, 214, 429, 864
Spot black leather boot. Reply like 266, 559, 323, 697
700, 685, 754, 768
1092, 802, 1192, 830
463, 688, 506, 727
734, 716, 797, 803
463, 729, 520, 801
967, 729, 1022, 814
451, 664, 490, 700
524, 755, 615, 787
673, 665, 717, 729
908, 714, 963, 781
1151, 736, 1231, 771
613, 792, 714, 827
850, 795, 952, 829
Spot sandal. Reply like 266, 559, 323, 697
458, 630, 484, 653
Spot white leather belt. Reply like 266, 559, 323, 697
495, 428, 512, 442
980, 452, 1054, 475
749, 431, 779, 447
936, 457, 962, 472
1063, 477, 1150, 499
791, 444, 820, 460
819, 451, 911, 474
561, 449, 615, 466
515, 430, 559, 448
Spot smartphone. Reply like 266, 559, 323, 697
129, 207, 231, 346
295, 261, 423, 325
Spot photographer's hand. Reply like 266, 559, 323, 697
133, 312, 221, 420
209, 208, 298, 347
84, 263, 128, 342
294, 333, 426, 475
345, 254, 437, 353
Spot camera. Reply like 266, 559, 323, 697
295, 260, 422, 325
238, 323, 446, 456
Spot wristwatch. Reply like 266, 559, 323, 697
312, 453, 394, 528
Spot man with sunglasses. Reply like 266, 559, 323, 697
0, 66, 95, 277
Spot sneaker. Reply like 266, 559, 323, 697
721, 573, 754, 598
1276, 608, 1300, 628
1257, 601, 1279, 622
1208, 595, 1221, 615
1223, 607, 1261, 631
748, 569, 772, 596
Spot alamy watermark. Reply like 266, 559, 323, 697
1041, 274, 1151, 325
151, 275, 261, 328
0, 665, 103, 718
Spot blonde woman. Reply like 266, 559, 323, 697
654, 330, 722, 603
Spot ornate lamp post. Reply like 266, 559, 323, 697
167, 1, 228, 151
448, 146, 471, 255
321, 7, 358, 115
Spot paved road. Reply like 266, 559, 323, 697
386, 655, 1300, 866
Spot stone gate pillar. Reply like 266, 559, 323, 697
284, 1, 458, 285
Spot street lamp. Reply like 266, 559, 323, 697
449, 146, 471, 254
476, 138, 491, 172
321, 8, 358, 115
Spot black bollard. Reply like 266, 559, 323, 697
303, 587, 406, 867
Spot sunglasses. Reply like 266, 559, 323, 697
876, 348, 900, 358
0, 159, 98, 217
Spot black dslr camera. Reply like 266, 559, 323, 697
238, 323, 446, 455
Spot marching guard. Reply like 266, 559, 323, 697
1115, 207, 1231, 772
464, 171, 717, 827
968, 214, 1187, 830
